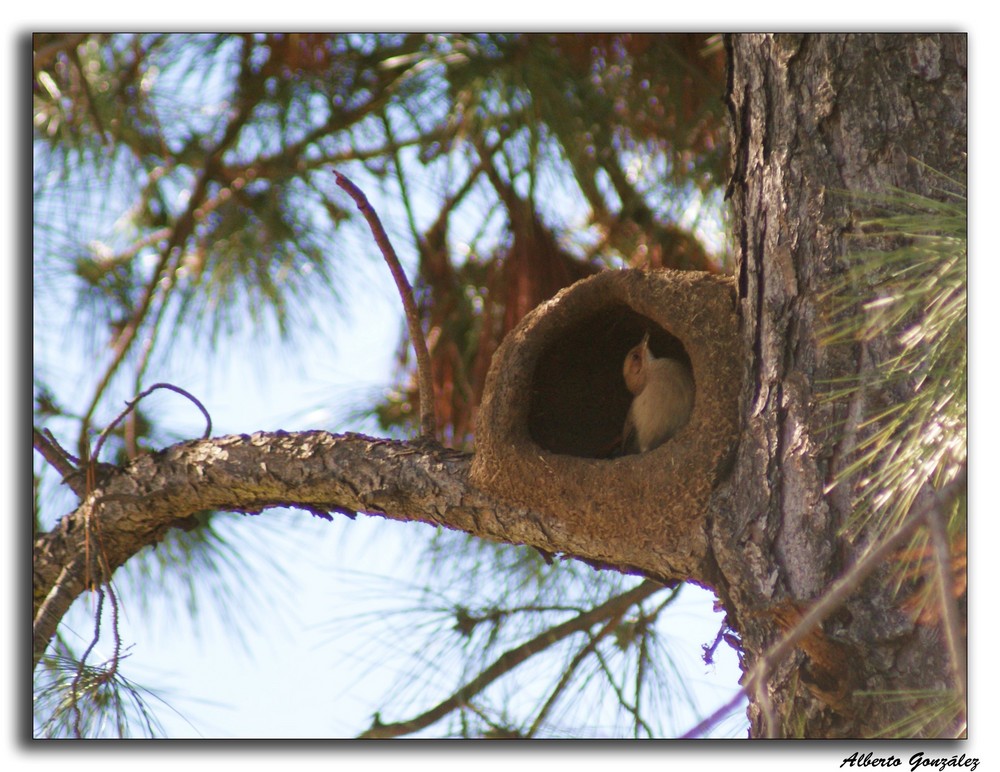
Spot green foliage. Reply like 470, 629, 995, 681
819, 178, 967, 728
321, 538, 703, 739
821, 178, 967, 544
861, 689, 966, 739
34, 650, 170, 739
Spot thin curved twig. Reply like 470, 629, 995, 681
526, 616, 616, 738
334, 170, 437, 440
91, 383, 213, 464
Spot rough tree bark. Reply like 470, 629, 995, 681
33, 432, 558, 666
713, 33, 966, 737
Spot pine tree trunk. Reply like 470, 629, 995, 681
715, 33, 967, 738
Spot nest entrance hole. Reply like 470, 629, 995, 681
527, 303, 693, 458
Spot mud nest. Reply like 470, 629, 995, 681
470, 268, 740, 578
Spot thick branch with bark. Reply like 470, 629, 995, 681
32, 431, 654, 667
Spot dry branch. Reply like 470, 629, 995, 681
333, 171, 437, 440
358, 580, 663, 738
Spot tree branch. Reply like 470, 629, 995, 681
925, 487, 967, 709
76, 38, 259, 461
358, 580, 663, 738
333, 172, 437, 440
33, 428, 83, 495
35, 430, 675, 669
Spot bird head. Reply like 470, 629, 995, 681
623, 332, 651, 395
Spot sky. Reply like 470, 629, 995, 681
11, 8, 1000, 772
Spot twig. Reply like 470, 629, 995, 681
33, 428, 84, 493
702, 621, 729, 666
58, 382, 210, 603
91, 383, 213, 464
72, 585, 106, 736
756, 672, 777, 738
525, 626, 602, 738
592, 632, 657, 738
333, 171, 437, 440
358, 580, 662, 739
925, 490, 967, 708
76, 47, 257, 461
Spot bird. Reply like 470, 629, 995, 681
621, 332, 695, 454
